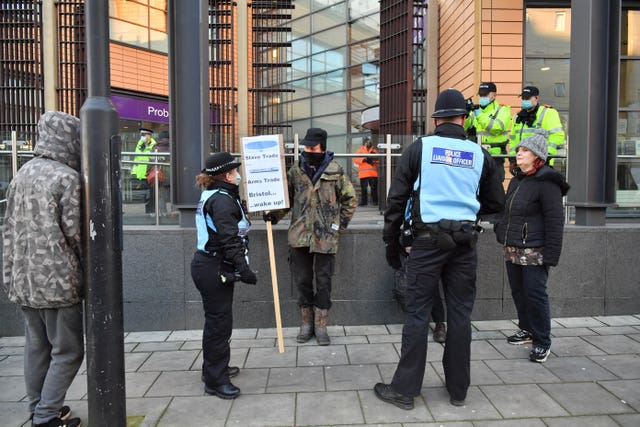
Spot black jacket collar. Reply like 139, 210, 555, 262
208, 180, 239, 197
434, 122, 468, 140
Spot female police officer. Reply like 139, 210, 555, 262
191, 152, 257, 399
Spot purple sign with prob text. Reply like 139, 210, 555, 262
111, 94, 170, 123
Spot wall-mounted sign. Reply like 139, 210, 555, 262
240, 134, 289, 213
111, 94, 170, 123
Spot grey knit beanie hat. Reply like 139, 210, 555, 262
516, 133, 548, 162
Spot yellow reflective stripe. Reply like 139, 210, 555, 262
546, 127, 563, 133
485, 106, 501, 133
536, 106, 547, 127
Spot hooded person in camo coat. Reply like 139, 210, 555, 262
2, 111, 85, 426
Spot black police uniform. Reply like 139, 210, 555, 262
383, 92, 504, 403
191, 180, 254, 391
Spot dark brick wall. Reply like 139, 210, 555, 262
1, 225, 639, 335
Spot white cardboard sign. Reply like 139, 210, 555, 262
240, 134, 289, 213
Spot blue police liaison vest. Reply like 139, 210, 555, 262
413, 135, 484, 223
196, 188, 250, 253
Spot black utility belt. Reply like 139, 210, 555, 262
488, 141, 508, 148
413, 219, 476, 235
196, 249, 219, 258
412, 219, 480, 250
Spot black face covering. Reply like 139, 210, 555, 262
302, 151, 324, 167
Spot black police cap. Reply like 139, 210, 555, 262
519, 86, 540, 98
431, 89, 467, 118
478, 82, 497, 95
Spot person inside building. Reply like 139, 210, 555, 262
3, 111, 84, 427
375, 88, 504, 410
132, 128, 157, 214
494, 134, 569, 363
464, 82, 512, 181
191, 152, 257, 400
263, 127, 358, 346
353, 136, 379, 206
510, 86, 565, 168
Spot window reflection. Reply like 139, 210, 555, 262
109, 0, 167, 53
525, 8, 571, 55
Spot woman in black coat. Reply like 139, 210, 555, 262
494, 134, 570, 363
191, 152, 257, 399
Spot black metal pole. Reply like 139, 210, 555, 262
167, 0, 209, 227
80, 0, 126, 425
567, 0, 620, 225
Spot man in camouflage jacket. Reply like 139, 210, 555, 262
3, 111, 84, 427
265, 128, 357, 345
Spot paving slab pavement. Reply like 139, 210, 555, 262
1, 315, 639, 427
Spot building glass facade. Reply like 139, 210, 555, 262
524, 2, 640, 217
284, 0, 380, 165
109, 0, 168, 53
2, 1, 640, 224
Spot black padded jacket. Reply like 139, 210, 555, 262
494, 165, 570, 266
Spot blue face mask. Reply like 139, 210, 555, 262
478, 97, 491, 107
236, 172, 242, 186
521, 99, 533, 109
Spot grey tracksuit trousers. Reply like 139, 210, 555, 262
23, 304, 84, 424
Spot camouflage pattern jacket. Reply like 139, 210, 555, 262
279, 153, 357, 253
2, 111, 83, 308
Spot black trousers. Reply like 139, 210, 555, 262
431, 287, 445, 323
191, 251, 234, 387
391, 237, 477, 401
506, 262, 551, 349
290, 247, 335, 309
359, 177, 378, 205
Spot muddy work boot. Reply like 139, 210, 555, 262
314, 306, 330, 346
296, 306, 314, 343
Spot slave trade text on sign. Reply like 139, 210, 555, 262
240, 134, 289, 213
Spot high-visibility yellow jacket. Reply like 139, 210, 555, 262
132, 137, 157, 180
354, 145, 379, 179
510, 104, 565, 166
464, 99, 512, 156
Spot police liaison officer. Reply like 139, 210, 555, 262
191, 152, 258, 400
374, 89, 505, 409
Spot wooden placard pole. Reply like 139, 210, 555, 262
239, 134, 289, 353
265, 216, 284, 353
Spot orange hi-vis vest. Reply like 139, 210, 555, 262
354, 145, 379, 179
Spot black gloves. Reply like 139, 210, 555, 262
385, 239, 402, 270
263, 212, 279, 225
239, 266, 257, 285
231, 249, 258, 285
363, 157, 375, 165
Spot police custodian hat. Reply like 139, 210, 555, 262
202, 152, 241, 175
431, 88, 468, 118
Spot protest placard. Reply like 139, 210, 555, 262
239, 134, 288, 353
240, 134, 289, 213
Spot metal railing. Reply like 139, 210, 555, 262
0, 132, 626, 228
121, 152, 173, 226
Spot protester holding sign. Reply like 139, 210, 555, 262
264, 128, 357, 345
191, 152, 257, 400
